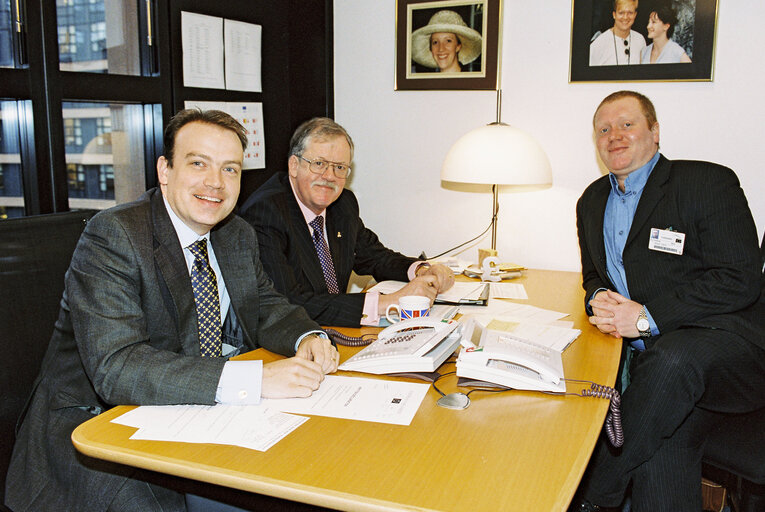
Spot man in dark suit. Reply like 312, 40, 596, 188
239, 117, 454, 327
5, 109, 338, 512
571, 91, 765, 511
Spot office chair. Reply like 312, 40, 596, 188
701, 230, 765, 512
0, 210, 96, 510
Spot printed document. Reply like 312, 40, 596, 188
264, 375, 429, 426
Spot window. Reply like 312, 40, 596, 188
0, 100, 23, 219
63, 101, 146, 210
0, 0, 169, 219
57, 0, 142, 75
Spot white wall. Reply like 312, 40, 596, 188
333, 1, 764, 272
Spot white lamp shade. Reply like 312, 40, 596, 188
441, 123, 552, 186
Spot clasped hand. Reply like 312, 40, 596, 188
261, 334, 338, 399
588, 289, 642, 339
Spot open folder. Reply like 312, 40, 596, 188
368, 281, 489, 306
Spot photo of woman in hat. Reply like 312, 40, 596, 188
410, 9, 483, 74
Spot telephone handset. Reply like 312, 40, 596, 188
338, 318, 462, 374
456, 320, 566, 393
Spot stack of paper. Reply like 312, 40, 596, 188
113, 404, 307, 451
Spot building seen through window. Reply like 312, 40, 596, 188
57, 0, 141, 75
63, 101, 145, 211
0, 101, 23, 219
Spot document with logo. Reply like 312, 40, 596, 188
264, 375, 429, 426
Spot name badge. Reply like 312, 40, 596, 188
648, 228, 685, 255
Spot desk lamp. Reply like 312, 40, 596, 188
440, 90, 552, 264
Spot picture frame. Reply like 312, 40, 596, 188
395, 0, 502, 91
569, 0, 718, 82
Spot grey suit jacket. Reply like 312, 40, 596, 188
576, 155, 764, 349
240, 172, 419, 326
5, 188, 320, 512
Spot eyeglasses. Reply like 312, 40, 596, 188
298, 155, 352, 179
623, 39, 630, 56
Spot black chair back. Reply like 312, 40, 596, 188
0, 210, 96, 507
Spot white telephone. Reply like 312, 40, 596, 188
338, 318, 462, 374
456, 319, 566, 393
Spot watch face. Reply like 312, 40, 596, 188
637, 318, 650, 331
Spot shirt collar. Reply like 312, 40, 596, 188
288, 175, 326, 226
608, 151, 660, 196
162, 195, 210, 249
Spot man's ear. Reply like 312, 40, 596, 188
651, 122, 660, 144
157, 156, 170, 185
287, 155, 299, 178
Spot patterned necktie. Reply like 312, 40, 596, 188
308, 216, 340, 294
188, 239, 222, 357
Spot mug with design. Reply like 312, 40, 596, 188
385, 295, 431, 323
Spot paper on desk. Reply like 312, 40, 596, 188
112, 404, 307, 452
264, 375, 429, 426
488, 282, 528, 300
457, 300, 568, 324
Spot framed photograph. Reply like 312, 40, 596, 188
395, 0, 502, 91
570, 0, 718, 82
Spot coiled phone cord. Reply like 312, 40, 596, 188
323, 328, 377, 347
566, 380, 624, 448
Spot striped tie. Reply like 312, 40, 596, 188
188, 239, 222, 357
309, 216, 340, 294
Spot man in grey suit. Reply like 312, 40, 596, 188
240, 117, 454, 327
5, 109, 338, 512
571, 91, 765, 511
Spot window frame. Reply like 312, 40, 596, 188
0, 0, 172, 216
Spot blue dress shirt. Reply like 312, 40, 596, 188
601, 151, 661, 349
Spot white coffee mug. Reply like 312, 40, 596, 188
385, 295, 431, 323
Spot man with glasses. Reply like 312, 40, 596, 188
240, 117, 454, 327
590, 0, 646, 66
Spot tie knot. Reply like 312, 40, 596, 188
188, 239, 209, 261
309, 216, 324, 233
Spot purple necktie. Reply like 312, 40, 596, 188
309, 216, 340, 294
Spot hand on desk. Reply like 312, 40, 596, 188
261, 335, 338, 399
589, 289, 642, 339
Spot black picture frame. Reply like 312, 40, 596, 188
570, 0, 718, 82
395, 0, 502, 91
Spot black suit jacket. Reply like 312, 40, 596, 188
240, 172, 418, 326
5, 188, 320, 512
576, 155, 764, 349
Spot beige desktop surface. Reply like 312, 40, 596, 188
72, 269, 621, 511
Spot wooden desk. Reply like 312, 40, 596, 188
72, 269, 620, 511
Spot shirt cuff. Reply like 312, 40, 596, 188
586, 287, 608, 315
216, 360, 263, 405
361, 291, 381, 326
644, 306, 660, 336
407, 260, 428, 281
294, 330, 328, 352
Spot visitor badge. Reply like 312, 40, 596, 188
648, 227, 685, 255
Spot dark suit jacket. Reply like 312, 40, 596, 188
240, 172, 418, 326
5, 188, 320, 512
576, 155, 764, 349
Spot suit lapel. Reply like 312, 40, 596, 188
150, 190, 199, 356
280, 173, 333, 292
587, 177, 611, 278
325, 198, 351, 281
626, 155, 670, 248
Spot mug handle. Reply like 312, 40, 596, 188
385, 304, 401, 323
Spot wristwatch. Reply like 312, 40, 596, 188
636, 306, 651, 338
